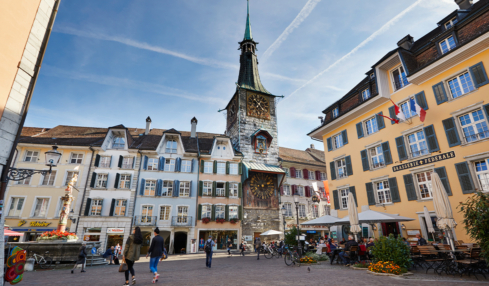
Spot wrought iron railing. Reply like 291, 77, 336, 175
171, 216, 192, 227
134, 215, 157, 226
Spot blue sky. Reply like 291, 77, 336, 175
28, 0, 461, 151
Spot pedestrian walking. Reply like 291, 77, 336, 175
122, 227, 143, 286
146, 227, 165, 284
71, 241, 87, 274
239, 242, 245, 256
227, 238, 232, 255
115, 243, 121, 256
204, 235, 216, 268
254, 237, 262, 260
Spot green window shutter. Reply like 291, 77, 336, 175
469, 62, 489, 87
423, 125, 440, 152
349, 186, 357, 206
434, 167, 452, 196
361, 150, 370, 171
330, 161, 336, 180
356, 122, 364, 139
94, 154, 100, 167
213, 160, 217, 173
342, 130, 348, 145
238, 183, 242, 198
455, 162, 475, 194
90, 172, 96, 188
225, 182, 230, 197
388, 177, 400, 203
84, 198, 92, 216
238, 206, 243, 220
432, 82, 448, 105
345, 156, 353, 176
403, 174, 417, 201
114, 173, 120, 189
415, 91, 429, 110
442, 117, 461, 147
239, 162, 243, 175
365, 183, 376, 205
200, 160, 205, 173
332, 190, 339, 210
198, 204, 202, 220
395, 136, 408, 161
327, 137, 333, 151
225, 205, 229, 221
109, 199, 116, 216
376, 112, 385, 130
118, 155, 123, 168
388, 106, 398, 125
211, 205, 216, 221
382, 141, 393, 165
212, 181, 216, 197
226, 161, 230, 174
199, 181, 203, 196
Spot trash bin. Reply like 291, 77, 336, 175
25, 258, 35, 271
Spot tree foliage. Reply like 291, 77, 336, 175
370, 234, 412, 269
285, 225, 299, 247
458, 191, 489, 261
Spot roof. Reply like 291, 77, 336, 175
279, 147, 325, 166
244, 0, 252, 41
243, 162, 285, 173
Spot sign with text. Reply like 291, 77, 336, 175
392, 151, 455, 172
107, 228, 125, 234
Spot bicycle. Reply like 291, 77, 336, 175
31, 251, 53, 269
284, 247, 301, 267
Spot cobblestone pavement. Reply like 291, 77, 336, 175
21, 253, 487, 286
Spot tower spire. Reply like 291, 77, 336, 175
244, 0, 253, 40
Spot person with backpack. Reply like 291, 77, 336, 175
71, 241, 87, 274
123, 226, 143, 286
204, 235, 216, 268
254, 237, 262, 260
146, 227, 165, 284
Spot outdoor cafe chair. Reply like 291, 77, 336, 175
348, 245, 359, 264
410, 246, 424, 270
417, 245, 444, 274
457, 248, 487, 280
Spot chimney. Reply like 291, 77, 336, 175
310, 144, 315, 149
145, 116, 152, 135
397, 34, 414, 50
191, 117, 198, 138
455, 0, 473, 10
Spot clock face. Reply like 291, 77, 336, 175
247, 94, 270, 120
250, 173, 275, 200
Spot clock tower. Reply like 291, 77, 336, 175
225, 0, 285, 241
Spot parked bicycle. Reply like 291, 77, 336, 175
30, 251, 53, 269
284, 246, 301, 266
263, 245, 281, 259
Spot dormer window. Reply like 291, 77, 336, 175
165, 140, 177, 153
255, 135, 267, 154
361, 88, 371, 101
112, 136, 125, 149
332, 107, 339, 118
445, 17, 458, 29
440, 36, 456, 54
391, 65, 409, 91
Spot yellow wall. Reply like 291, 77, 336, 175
322, 49, 489, 242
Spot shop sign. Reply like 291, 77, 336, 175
18, 220, 52, 227
107, 228, 125, 234
306, 230, 317, 234
286, 222, 328, 230
392, 151, 455, 172
311, 195, 320, 203
243, 235, 253, 241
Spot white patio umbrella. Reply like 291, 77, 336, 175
337, 210, 415, 238
348, 192, 361, 240
423, 206, 436, 241
260, 230, 282, 236
431, 172, 457, 251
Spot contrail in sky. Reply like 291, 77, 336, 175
286, 0, 423, 99
261, 0, 322, 62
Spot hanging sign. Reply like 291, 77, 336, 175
392, 151, 455, 172
311, 195, 320, 203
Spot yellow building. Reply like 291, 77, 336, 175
309, 0, 489, 243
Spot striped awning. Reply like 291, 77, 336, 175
242, 162, 285, 173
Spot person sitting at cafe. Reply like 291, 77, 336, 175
402, 237, 411, 247
416, 234, 427, 246
329, 238, 338, 251
437, 234, 448, 245
338, 235, 358, 266
339, 238, 346, 245
316, 239, 327, 255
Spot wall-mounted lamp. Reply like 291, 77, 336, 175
372, 224, 377, 231
401, 224, 406, 230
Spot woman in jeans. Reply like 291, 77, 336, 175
123, 227, 143, 286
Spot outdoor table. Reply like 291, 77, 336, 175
330, 248, 344, 265
432, 249, 466, 275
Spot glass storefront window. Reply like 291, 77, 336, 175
199, 230, 238, 251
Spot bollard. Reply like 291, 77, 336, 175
25, 258, 35, 271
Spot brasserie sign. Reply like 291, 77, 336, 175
392, 151, 455, 172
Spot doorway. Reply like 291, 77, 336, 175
106, 235, 124, 250
174, 232, 187, 254
140, 231, 152, 254
381, 222, 400, 238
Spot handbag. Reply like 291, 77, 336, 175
119, 263, 128, 272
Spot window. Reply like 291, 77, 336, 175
70, 153, 83, 164
332, 107, 339, 118
229, 163, 239, 175
448, 72, 475, 99
369, 146, 385, 169
407, 131, 429, 158
177, 206, 188, 224
333, 133, 344, 149
320, 172, 326, 180
65, 171, 78, 186
95, 173, 108, 188
204, 161, 213, 173
376, 180, 392, 204
144, 180, 156, 196
295, 170, 303, 179
229, 206, 238, 219
147, 158, 158, 171
217, 162, 226, 174
165, 140, 177, 153
203, 182, 212, 196
16, 175, 31, 185
475, 160, 489, 192
202, 205, 212, 219
216, 182, 225, 197
312, 205, 319, 218
215, 205, 225, 219
362, 88, 371, 101
41, 171, 57, 186
445, 17, 458, 29
164, 159, 175, 172
99, 156, 111, 168
297, 186, 304, 197
323, 205, 331, 216
159, 206, 171, 220
392, 66, 409, 91
8, 198, 24, 217
340, 188, 349, 209
298, 205, 306, 218
283, 167, 290, 177
459, 110, 489, 143
55, 198, 63, 217
90, 199, 103, 216
179, 181, 190, 197
440, 36, 456, 54
24, 150, 39, 162
229, 183, 238, 197
162, 181, 173, 197
284, 203, 292, 217
114, 200, 127, 216
308, 171, 315, 180
141, 205, 153, 223
121, 157, 133, 169
416, 171, 433, 199
112, 136, 125, 149
336, 159, 348, 179
399, 99, 416, 119
364, 117, 379, 135
283, 185, 291, 196
181, 160, 192, 172
119, 174, 131, 189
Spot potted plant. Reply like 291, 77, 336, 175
202, 217, 211, 224
216, 218, 226, 224
230, 218, 239, 224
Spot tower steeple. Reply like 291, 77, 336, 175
244, 0, 253, 40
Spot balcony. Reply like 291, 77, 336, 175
134, 215, 156, 226
171, 216, 193, 227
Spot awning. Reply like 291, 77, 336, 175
301, 215, 340, 226
336, 210, 414, 225
4, 230, 24, 237
260, 230, 282, 236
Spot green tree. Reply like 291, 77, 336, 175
458, 191, 489, 261
370, 234, 411, 268
285, 226, 299, 247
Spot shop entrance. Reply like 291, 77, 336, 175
106, 235, 124, 249
140, 231, 152, 255
174, 232, 187, 254
160, 231, 171, 251
382, 222, 400, 238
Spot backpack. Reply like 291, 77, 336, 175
204, 240, 212, 253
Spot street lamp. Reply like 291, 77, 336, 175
293, 193, 302, 255
7, 145, 62, 181
281, 205, 287, 239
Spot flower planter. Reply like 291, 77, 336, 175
366, 270, 413, 277
350, 266, 369, 270
37, 239, 78, 243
